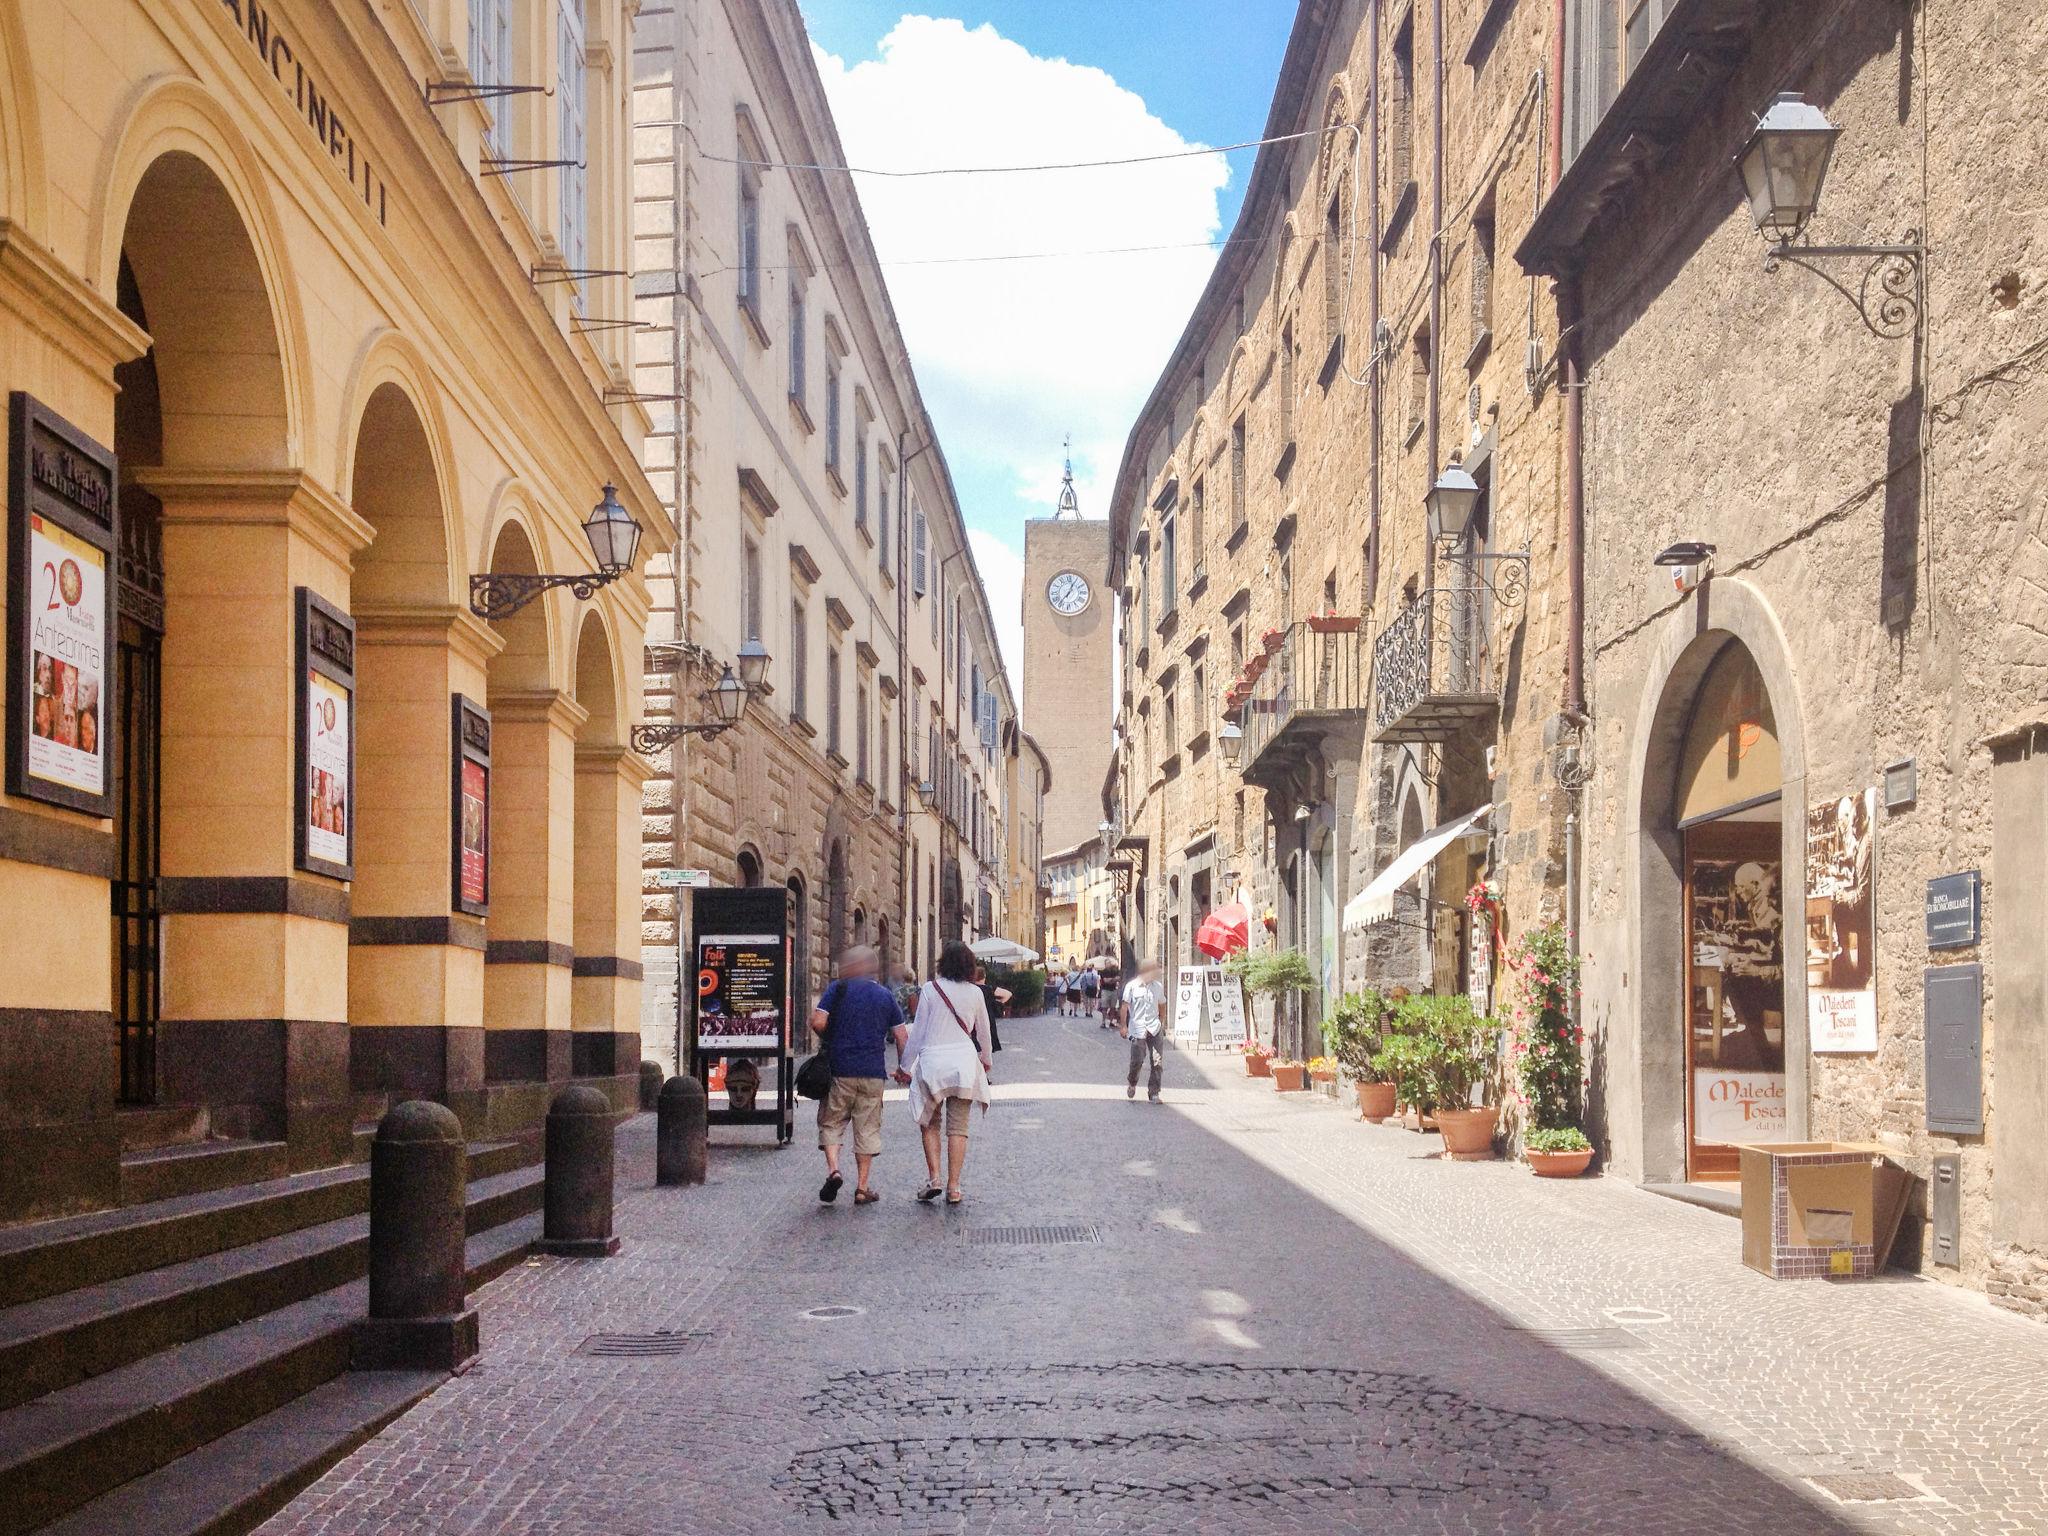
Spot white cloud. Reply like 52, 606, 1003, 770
966, 527, 1024, 685
814, 17, 1226, 530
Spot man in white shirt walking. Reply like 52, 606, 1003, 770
1119, 959, 1166, 1103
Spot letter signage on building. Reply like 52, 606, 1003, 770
7, 393, 118, 817
1692, 1070, 1789, 1145
451, 694, 490, 915
1925, 871, 1981, 950
294, 588, 355, 881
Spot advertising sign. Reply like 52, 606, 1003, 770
294, 589, 355, 880
1806, 788, 1876, 1052
696, 933, 787, 1050
451, 694, 490, 915
1172, 968, 1202, 1042
1693, 1069, 1789, 1145
8, 393, 117, 817
1205, 967, 1248, 1048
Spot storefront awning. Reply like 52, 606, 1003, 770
1343, 805, 1492, 930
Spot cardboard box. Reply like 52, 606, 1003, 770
1736, 1142, 1912, 1280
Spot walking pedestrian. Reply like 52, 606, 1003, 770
1084, 964, 1103, 1024
973, 962, 1008, 1059
1053, 968, 1072, 1017
1120, 959, 1166, 1104
889, 962, 920, 1021
903, 939, 993, 1205
809, 945, 908, 1206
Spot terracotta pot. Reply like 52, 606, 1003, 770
1435, 1105, 1499, 1161
1271, 1065, 1308, 1092
1261, 631, 1286, 655
1245, 1055, 1273, 1078
1305, 615, 1359, 633
1354, 1081, 1398, 1120
1526, 1147, 1595, 1179
1310, 1070, 1337, 1086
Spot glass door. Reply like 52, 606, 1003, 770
1683, 818, 1787, 1178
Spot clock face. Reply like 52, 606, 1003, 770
1047, 570, 1092, 616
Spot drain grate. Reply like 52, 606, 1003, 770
967, 1224, 1102, 1247
1808, 1473, 1924, 1504
1503, 1326, 1644, 1350
802, 1305, 864, 1320
577, 1330, 707, 1358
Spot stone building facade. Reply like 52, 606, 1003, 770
1106, 0, 1571, 1057
0, 0, 663, 1222
1519, 0, 2048, 1313
1003, 723, 1051, 955
630, 0, 1019, 1061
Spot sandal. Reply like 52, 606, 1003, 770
945, 1190, 964, 1205
915, 1184, 944, 1203
819, 1172, 843, 1204
854, 1189, 880, 1205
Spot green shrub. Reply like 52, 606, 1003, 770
1500, 921, 1584, 1132
988, 963, 1045, 1015
1322, 990, 1393, 1078
1390, 992, 1501, 1110
1525, 1126, 1591, 1154
1234, 948, 1317, 998
1369, 1030, 1438, 1110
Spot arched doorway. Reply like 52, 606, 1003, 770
571, 610, 634, 1087
786, 873, 809, 1037
876, 916, 891, 977
736, 847, 762, 888
826, 839, 849, 964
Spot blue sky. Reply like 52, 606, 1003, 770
803, 4, 1297, 681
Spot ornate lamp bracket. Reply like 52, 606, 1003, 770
1762, 232, 1925, 339
1435, 547, 1532, 607
629, 713, 734, 753
468, 570, 620, 622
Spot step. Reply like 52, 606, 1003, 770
0, 1215, 539, 1536
34, 1369, 443, 1536
0, 1166, 541, 1414
114, 1106, 210, 1155
119, 1141, 291, 1209
0, 1140, 537, 1309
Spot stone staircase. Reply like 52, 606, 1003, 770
0, 1133, 543, 1535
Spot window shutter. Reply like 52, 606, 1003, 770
913, 512, 928, 594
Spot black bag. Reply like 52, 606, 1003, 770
795, 982, 839, 1103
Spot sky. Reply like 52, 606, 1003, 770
802, 3, 1297, 684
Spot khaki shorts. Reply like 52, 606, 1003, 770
818, 1076, 886, 1156
931, 1094, 972, 1138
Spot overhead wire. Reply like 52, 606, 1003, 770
652, 125, 1338, 178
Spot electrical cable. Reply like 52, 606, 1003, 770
666, 126, 1337, 178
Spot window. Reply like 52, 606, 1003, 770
742, 538, 762, 643
1164, 681, 1178, 753
1139, 550, 1151, 637
1191, 661, 1206, 740
928, 723, 939, 790
788, 281, 807, 408
789, 599, 808, 721
557, 0, 587, 275
825, 359, 842, 475
1159, 513, 1177, 614
877, 457, 892, 567
856, 679, 870, 782
1324, 192, 1344, 349
1190, 478, 1205, 575
853, 415, 867, 520
826, 642, 842, 758
1471, 192, 1497, 351
737, 165, 761, 315
1408, 323, 1432, 439
1391, 18, 1415, 193
931, 554, 942, 643
1231, 417, 1247, 531
879, 702, 891, 800
1279, 549, 1294, 626
1279, 319, 1296, 447
912, 507, 928, 595
468, 0, 510, 140
1235, 287, 1247, 338
1230, 624, 1244, 671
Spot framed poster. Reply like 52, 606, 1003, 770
7, 393, 118, 817
294, 587, 355, 881
451, 694, 490, 915
1204, 966, 1248, 1048
1172, 967, 1202, 1041
1806, 787, 1877, 1052
695, 932, 788, 1050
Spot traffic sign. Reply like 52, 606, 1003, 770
653, 868, 712, 889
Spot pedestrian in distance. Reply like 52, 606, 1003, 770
1085, 964, 1104, 1024
1053, 967, 1072, 1017
1120, 958, 1166, 1104
903, 939, 994, 1206
810, 945, 908, 1206
889, 962, 920, 1021
973, 962, 1009, 1060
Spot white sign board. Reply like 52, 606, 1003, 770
1172, 968, 1203, 1042
1204, 967, 1248, 1048
1692, 1070, 1789, 1145
654, 868, 712, 889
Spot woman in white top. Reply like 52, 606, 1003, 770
902, 939, 993, 1205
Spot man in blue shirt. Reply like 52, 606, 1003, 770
810, 945, 908, 1205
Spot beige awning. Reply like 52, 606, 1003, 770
1343, 805, 1492, 930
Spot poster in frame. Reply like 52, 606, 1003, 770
451, 693, 491, 916
294, 587, 356, 881
7, 392, 118, 818
1806, 786, 1878, 1053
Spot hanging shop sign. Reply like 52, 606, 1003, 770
451, 694, 490, 916
7, 393, 117, 818
1925, 871, 1981, 950
294, 588, 355, 880
1806, 787, 1877, 1053
213, 0, 389, 225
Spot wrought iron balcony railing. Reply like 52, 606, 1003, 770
1371, 585, 1498, 743
1240, 620, 1367, 777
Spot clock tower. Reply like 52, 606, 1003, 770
1022, 450, 1114, 860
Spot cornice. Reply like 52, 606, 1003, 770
0, 220, 149, 376
352, 601, 506, 669
136, 468, 375, 567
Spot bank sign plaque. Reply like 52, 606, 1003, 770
1925, 872, 1980, 950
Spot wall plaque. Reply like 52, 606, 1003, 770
1924, 871, 1980, 950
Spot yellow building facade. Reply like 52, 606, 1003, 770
0, 0, 669, 1224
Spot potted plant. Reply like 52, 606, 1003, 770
1370, 1029, 1438, 1130
1525, 1126, 1594, 1178
1307, 1055, 1337, 1087
1393, 993, 1502, 1160
1270, 1057, 1308, 1091
1305, 611, 1359, 634
1242, 1040, 1274, 1078
1325, 990, 1398, 1120
1260, 627, 1286, 656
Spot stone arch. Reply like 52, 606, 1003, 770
93, 76, 310, 466
1316, 79, 1356, 203
479, 517, 554, 690
1225, 339, 1251, 412
1619, 578, 1808, 1183
0, 0, 47, 227
735, 845, 763, 887
1273, 213, 1302, 305
572, 607, 624, 749
337, 332, 464, 604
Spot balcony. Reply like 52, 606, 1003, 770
1239, 621, 1366, 789
1371, 586, 1498, 744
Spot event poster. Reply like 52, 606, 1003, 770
1205, 967, 1248, 1048
1692, 1069, 1788, 1144
696, 932, 785, 1049
24, 515, 105, 798
1807, 788, 1877, 1053
459, 758, 488, 907
304, 670, 350, 868
1172, 967, 1202, 1041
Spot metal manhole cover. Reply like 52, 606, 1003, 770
967, 1224, 1102, 1246
577, 1330, 707, 1357
1503, 1326, 1644, 1350
1808, 1473, 1925, 1504
802, 1305, 865, 1320
1603, 1306, 1670, 1325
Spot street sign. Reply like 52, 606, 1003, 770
654, 868, 712, 889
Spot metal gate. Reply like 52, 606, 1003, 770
114, 505, 164, 1104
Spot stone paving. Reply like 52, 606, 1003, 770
262, 1014, 2048, 1535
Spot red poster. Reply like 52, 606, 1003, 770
460, 758, 488, 906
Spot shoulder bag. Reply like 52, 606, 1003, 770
794, 983, 840, 1102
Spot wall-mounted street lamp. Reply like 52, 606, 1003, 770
1738, 92, 1924, 339
1218, 720, 1244, 768
629, 661, 752, 751
1426, 464, 1530, 607
469, 484, 644, 621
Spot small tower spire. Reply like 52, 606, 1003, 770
1056, 435, 1080, 519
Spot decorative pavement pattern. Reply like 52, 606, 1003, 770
261, 1014, 2048, 1535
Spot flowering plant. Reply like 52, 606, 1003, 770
1306, 1056, 1336, 1075
1464, 877, 1503, 916
1241, 1040, 1274, 1061
1500, 921, 1583, 1131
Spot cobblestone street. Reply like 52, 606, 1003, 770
263, 1015, 2048, 1536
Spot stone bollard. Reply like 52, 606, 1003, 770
656, 1074, 708, 1187
354, 1100, 478, 1371
535, 1084, 621, 1257
638, 1059, 664, 1111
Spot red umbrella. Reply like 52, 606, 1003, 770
1195, 902, 1249, 959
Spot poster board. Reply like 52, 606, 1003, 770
689, 885, 794, 1143
294, 588, 355, 881
1171, 968, 1202, 1042
451, 694, 490, 915
7, 393, 117, 818
1204, 967, 1248, 1048
1806, 787, 1876, 1052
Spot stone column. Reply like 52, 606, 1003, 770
571, 743, 651, 1107
146, 469, 369, 1172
